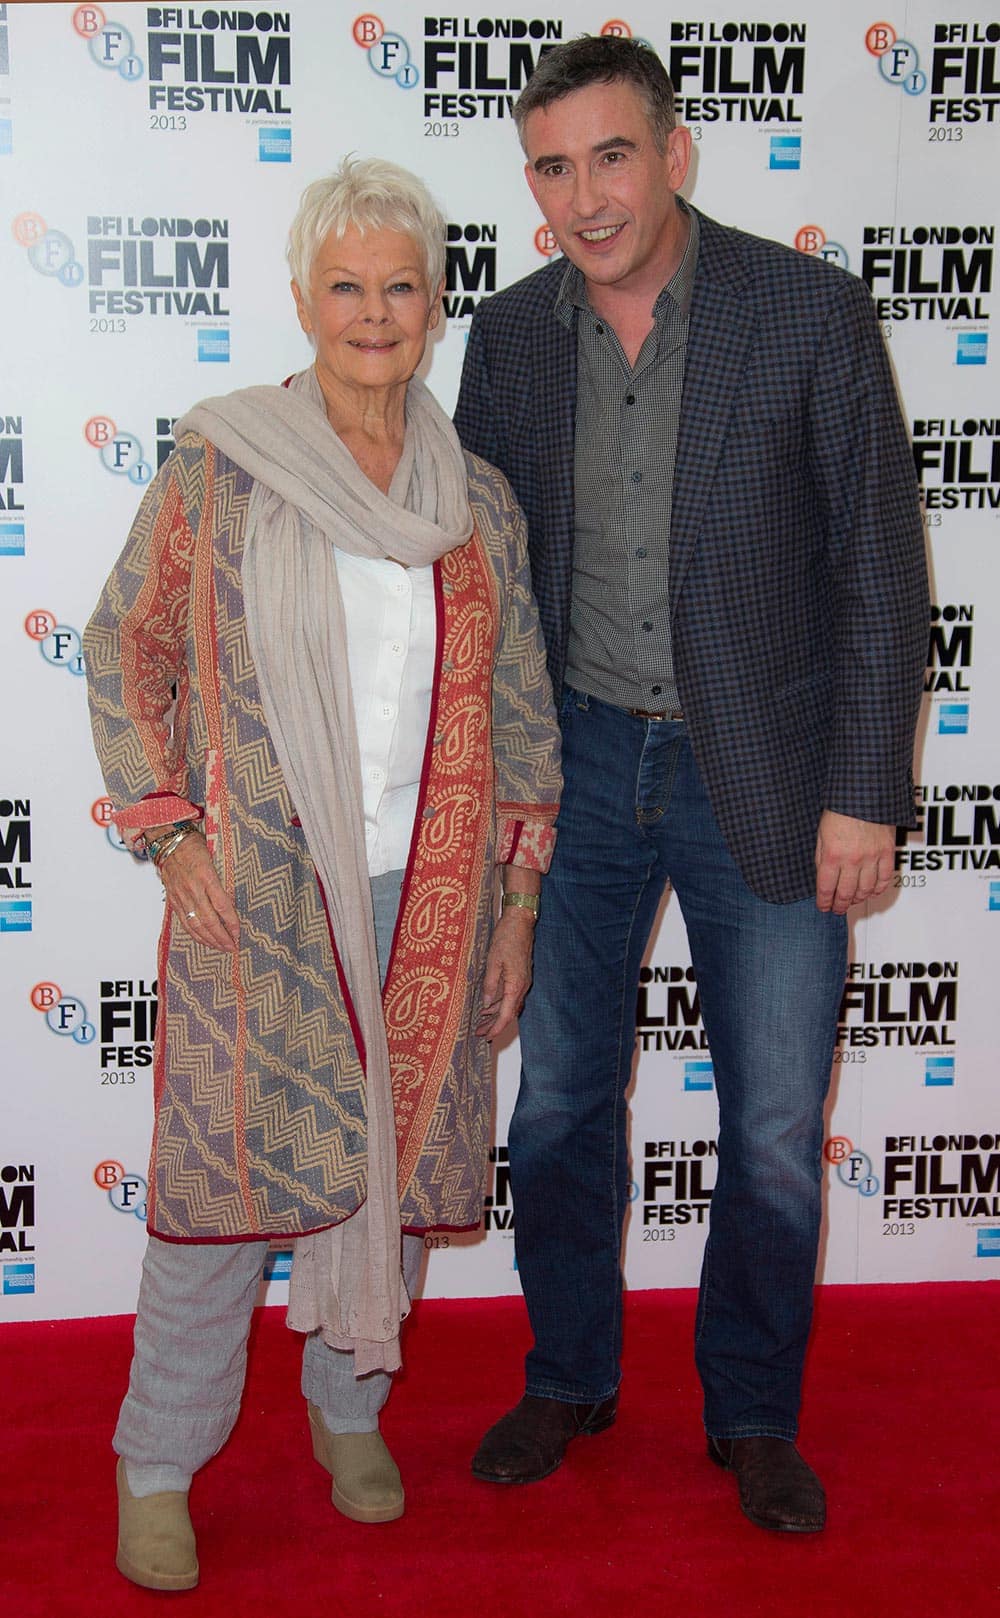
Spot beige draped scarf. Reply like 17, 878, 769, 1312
176, 367, 472, 1372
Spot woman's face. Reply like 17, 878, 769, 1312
292, 224, 442, 396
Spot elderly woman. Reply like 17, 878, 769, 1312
84, 157, 560, 1592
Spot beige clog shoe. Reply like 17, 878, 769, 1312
307, 1401, 404, 1523
115, 1459, 199, 1590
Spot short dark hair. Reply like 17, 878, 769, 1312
514, 35, 677, 153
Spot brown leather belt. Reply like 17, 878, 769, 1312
628, 707, 684, 721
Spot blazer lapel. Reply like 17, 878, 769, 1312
670, 214, 756, 615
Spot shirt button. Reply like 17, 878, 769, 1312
381, 704, 394, 720
636, 547, 647, 559
390, 640, 404, 655
642, 621, 653, 632
369, 767, 384, 782
631, 471, 642, 484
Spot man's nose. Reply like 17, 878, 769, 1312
573, 168, 608, 219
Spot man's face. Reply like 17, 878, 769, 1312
522, 79, 691, 298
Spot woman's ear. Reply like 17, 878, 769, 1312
428, 276, 445, 330
291, 278, 312, 337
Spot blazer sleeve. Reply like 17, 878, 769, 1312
806, 274, 929, 827
83, 438, 209, 841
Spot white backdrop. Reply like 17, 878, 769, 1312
2, 1, 999, 1320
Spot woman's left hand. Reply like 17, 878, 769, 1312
476, 911, 535, 1042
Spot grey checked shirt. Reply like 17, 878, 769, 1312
558, 205, 700, 713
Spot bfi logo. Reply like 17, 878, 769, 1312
84, 415, 152, 486
31, 981, 97, 1046
24, 609, 85, 676
94, 1159, 147, 1220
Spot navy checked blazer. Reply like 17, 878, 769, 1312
454, 208, 930, 904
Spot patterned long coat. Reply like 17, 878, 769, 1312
84, 434, 561, 1242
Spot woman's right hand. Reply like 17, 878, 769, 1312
157, 831, 240, 953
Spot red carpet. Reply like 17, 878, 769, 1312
4, 1284, 997, 1617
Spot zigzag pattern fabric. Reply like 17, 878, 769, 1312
84, 439, 560, 1240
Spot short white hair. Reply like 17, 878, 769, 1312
287, 156, 447, 295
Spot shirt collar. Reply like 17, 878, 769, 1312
555, 200, 700, 329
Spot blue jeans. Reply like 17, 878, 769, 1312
512, 689, 846, 1439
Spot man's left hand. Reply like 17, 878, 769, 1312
814, 810, 896, 914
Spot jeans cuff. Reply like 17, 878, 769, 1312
705, 1424, 799, 1443
525, 1379, 620, 1404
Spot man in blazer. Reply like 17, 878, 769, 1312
455, 36, 928, 1532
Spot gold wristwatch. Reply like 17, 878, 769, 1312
502, 892, 540, 918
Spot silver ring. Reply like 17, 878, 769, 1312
186, 910, 197, 919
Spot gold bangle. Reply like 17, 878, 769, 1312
502, 892, 539, 918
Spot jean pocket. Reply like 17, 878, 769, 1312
559, 684, 589, 721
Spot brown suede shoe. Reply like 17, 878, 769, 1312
708, 1436, 826, 1533
472, 1392, 618, 1483
307, 1402, 404, 1523
115, 1460, 199, 1591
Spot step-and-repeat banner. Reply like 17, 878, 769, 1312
2, 2, 998, 1320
